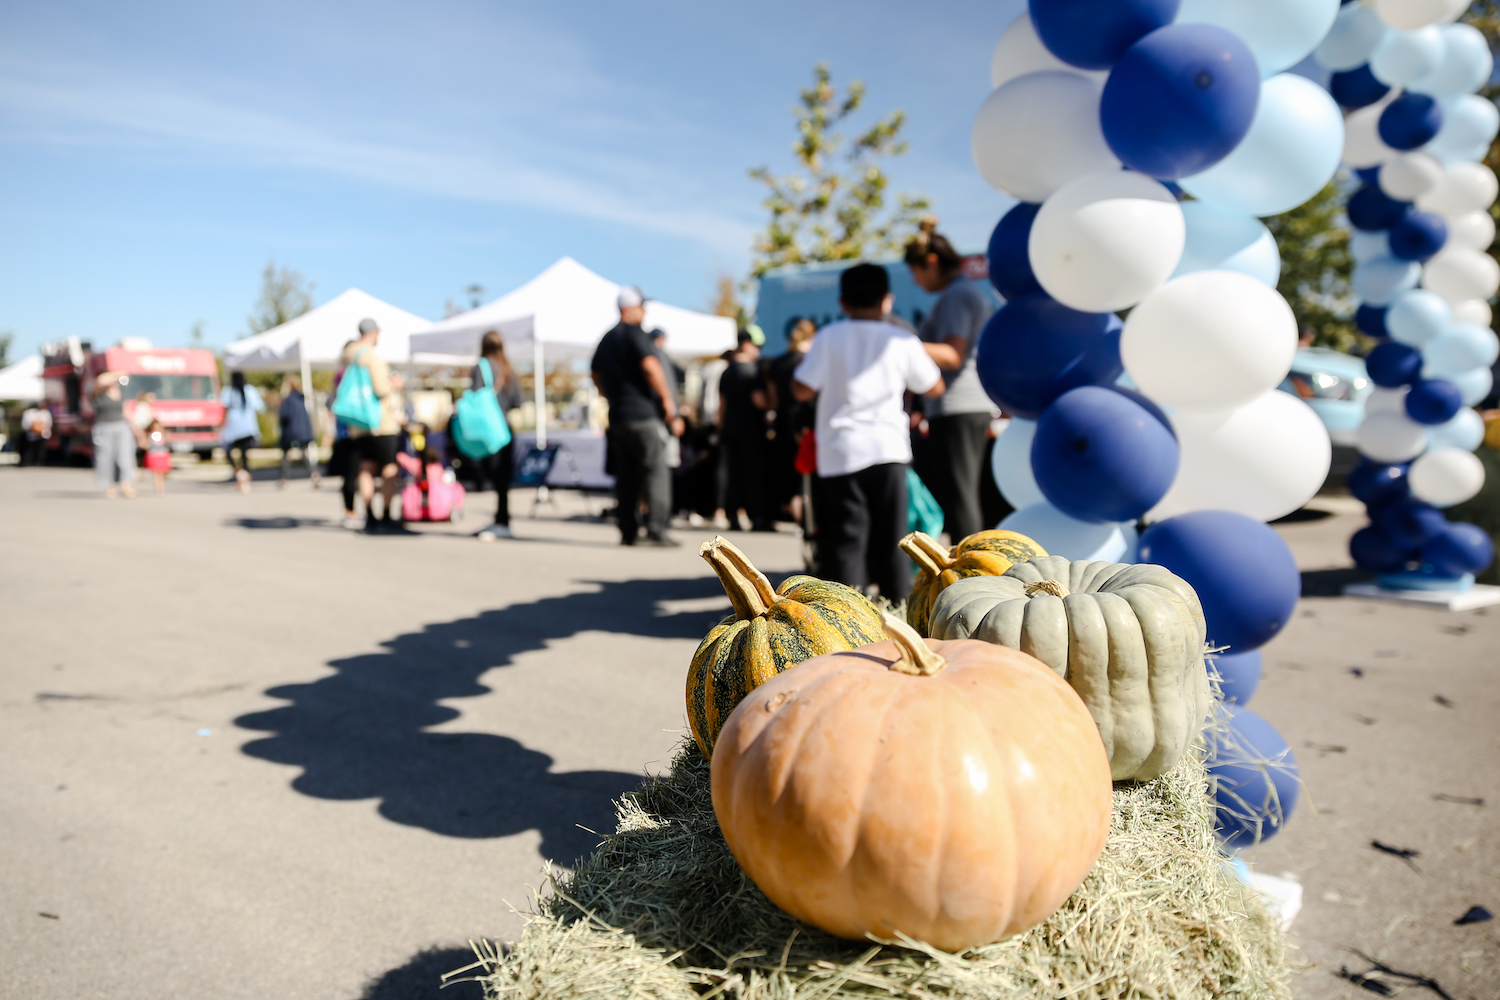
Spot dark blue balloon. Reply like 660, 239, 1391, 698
1350, 524, 1413, 572
1138, 511, 1301, 653
1405, 378, 1464, 425
1213, 650, 1262, 705
1347, 184, 1411, 232
1030, 386, 1181, 523
986, 202, 1043, 301
1331, 64, 1391, 109
1379, 92, 1444, 151
1423, 522, 1495, 576
1029, 0, 1180, 70
1365, 341, 1424, 387
1347, 460, 1410, 507
1374, 496, 1448, 548
1208, 705, 1301, 849
1100, 23, 1261, 179
1354, 165, 1383, 184
1355, 303, 1389, 338
1388, 211, 1448, 262
975, 293, 1124, 420
1107, 385, 1175, 436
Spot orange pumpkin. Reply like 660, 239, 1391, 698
710, 613, 1112, 952
902, 530, 1048, 636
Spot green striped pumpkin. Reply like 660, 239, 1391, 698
688, 537, 884, 759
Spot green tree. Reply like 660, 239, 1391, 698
0, 330, 12, 368
749, 64, 930, 277
247, 262, 315, 334
1263, 179, 1361, 353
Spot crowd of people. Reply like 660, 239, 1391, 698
16, 220, 1004, 598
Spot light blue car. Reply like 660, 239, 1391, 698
1278, 347, 1371, 447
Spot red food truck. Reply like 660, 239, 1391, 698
41, 338, 223, 461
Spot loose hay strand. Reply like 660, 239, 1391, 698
468, 737, 1288, 1000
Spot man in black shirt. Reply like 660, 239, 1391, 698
591, 287, 683, 546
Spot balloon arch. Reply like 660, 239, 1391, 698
970, 0, 1496, 846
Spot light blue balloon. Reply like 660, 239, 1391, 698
1425, 95, 1500, 166
1171, 201, 1281, 286
1385, 289, 1451, 346
1314, 4, 1388, 72
1175, 0, 1340, 77
1424, 323, 1500, 376
1353, 256, 1422, 306
1409, 24, 1494, 100
998, 502, 1137, 562
990, 418, 1045, 509
1427, 407, 1485, 451
1450, 366, 1494, 406
1370, 27, 1444, 87
1350, 229, 1391, 264
1179, 74, 1344, 216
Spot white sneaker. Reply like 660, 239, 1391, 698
476, 523, 514, 541
340, 515, 365, 531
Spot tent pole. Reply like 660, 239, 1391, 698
533, 339, 546, 448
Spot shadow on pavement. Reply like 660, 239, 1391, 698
1301, 566, 1373, 597
229, 516, 335, 530
234, 576, 729, 864
356, 946, 483, 1000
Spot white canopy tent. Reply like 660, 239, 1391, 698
0, 355, 43, 401
223, 288, 433, 372
408, 257, 737, 445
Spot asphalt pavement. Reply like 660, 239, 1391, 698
1, 466, 1496, 999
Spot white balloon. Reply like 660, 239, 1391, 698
1448, 210, 1497, 251
990, 418, 1046, 510
1451, 298, 1493, 327
1425, 323, 1500, 376
1424, 96, 1500, 166
1029, 170, 1184, 312
1428, 407, 1486, 450
1451, 366, 1495, 405
1379, 152, 1445, 201
1408, 447, 1485, 506
1370, 26, 1445, 86
1357, 410, 1430, 462
1151, 390, 1331, 523
1408, 24, 1494, 98
1365, 386, 1410, 416
1172, 201, 1281, 286
1316, 3, 1390, 71
990, 12, 1106, 89
1177, 73, 1344, 217
1375, 0, 1468, 32
1417, 162, 1500, 217
1342, 95, 1400, 168
998, 502, 1136, 562
1423, 248, 1500, 303
1354, 256, 1422, 306
1175, 0, 1340, 77
1122, 271, 1298, 414
972, 72, 1119, 203
1386, 288, 1452, 346
1350, 228, 1392, 263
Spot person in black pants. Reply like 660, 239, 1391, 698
905, 218, 998, 542
471, 330, 523, 541
718, 330, 772, 531
591, 287, 683, 547
792, 263, 945, 599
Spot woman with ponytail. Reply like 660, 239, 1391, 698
904, 216, 997, 541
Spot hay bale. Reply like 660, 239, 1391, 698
465, 738, 1288, 1000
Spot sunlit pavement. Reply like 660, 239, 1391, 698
1, 468, 1495, 999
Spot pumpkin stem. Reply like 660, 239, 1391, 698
880, 611, 947, 676
898, 532, 946, 578
700, 536, 781, 619
909, 531, 955, 570
1025, 580, 1070, 599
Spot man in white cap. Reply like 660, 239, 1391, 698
340, 317, 405, 532
591, 287, 682, 546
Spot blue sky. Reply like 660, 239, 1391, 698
0, 0, 1024, 359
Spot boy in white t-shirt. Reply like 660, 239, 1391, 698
792, 263, 944, 599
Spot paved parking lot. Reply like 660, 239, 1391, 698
1, 467, 1495, 999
